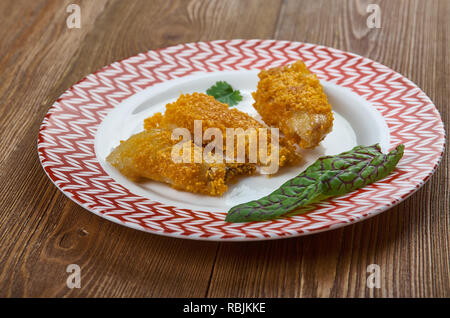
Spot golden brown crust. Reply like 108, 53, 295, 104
106, 129, 254, 196
144, 93, 301, 167
252, 60, 334, 149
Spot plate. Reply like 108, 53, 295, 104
38, 40, 445, 241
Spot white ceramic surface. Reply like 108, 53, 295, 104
95, 70, 389, 212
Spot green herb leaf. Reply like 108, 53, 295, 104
225, 144, 404, 223
206, 81, 243, 106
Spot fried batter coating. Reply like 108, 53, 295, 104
106, 129, 255, 196
252, 60, 334, 149
144, 93, 300, 169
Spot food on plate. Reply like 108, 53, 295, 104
206, 81, 243, 106
106, 129, 255, 196
108, 61, 337, 199
225, 144, 405, 222
252, 60, 334, 149
144, 92, 301, 169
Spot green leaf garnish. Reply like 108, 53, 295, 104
225, 144, 405, 223
206, 81, 243, 106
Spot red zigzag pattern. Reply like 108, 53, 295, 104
38, 40, 445, 241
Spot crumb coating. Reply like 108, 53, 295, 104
252, 60, 334, 149
106, 129, 254, 196
144, 92, 300, 168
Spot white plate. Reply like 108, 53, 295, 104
38, 40, 445, 240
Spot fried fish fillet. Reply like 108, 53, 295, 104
252, 60, 334, 149
106, 129, 255, 196
144, 93, 300, 170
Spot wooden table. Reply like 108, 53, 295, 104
0, 0, 448, 298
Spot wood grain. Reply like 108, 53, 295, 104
0, 0, 448, 298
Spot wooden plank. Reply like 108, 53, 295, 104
207, 0, 449, 298
1, 0, 448, 298
0, 0, 111, 297
0, 0, 282, 297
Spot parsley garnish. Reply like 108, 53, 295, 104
206, 81, 243, 107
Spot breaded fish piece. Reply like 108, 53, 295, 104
106, 129, 255, 196
252, 60, 334, 149
144, 93, 300, 169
